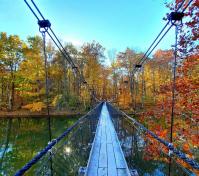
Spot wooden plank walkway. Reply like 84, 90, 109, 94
85, 103, 131, 176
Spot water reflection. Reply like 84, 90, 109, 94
0, 116, 79, 176
64, 146, 72, 155
29, 112, 99, 176
107, 104, 195, 176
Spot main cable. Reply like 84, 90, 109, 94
132, 0, 193, 74
25, 0, 80, 74
30, 0, 75, 66
30, 0, 79, 69
139, 24, 173, 66
24, 0, 99, 102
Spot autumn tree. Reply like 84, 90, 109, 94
18, 36, 45, 109
115, 48, 143, 109
0, 32, 24, 110
81, 41, 105, 99
166, 0, 198, 56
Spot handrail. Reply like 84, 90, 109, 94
106, 102, 199, 170
15, 102, 103, 176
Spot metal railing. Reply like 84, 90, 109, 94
106, 102, 198, 176
15, 102, 103, 176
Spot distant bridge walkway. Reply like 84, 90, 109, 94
86, 103, 131, 176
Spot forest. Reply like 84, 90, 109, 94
0, 0, 198, 174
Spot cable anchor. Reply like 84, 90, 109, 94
169, 12, 184, 26
135, 64, 142, 69
38, 19, 51, 33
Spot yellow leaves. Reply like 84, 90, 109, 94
51, 95, 62, 107
173, 132, 177, 138
22, 102, 46, 112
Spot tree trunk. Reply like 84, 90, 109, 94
130, 72, 134, 107
141, 68, 145, 109
152, 69, 156, 103
1, 77, 3, 104
62, 59, 68, 102
8, 67, 14, 111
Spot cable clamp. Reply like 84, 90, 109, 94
38, 19, 51, 32
168, 143, 174, 156
135, 64, 142, 68
169, 12, 184, 25
72, 66, 78, 69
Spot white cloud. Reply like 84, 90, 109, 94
63, 36, 84, 47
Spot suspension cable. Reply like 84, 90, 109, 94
24, 0, 99, 103
24, 0, 39, 20
29, 0, 75, 66
132, 0, 193, 74
107, 102, 199, 170
24, 0, 79, 75
169, 4, 183, 174
139, 24, 173, 66
14, 102, 103, 176
170, 25, 178, 147
30, 0, 80, 69
39, 23, 53, 175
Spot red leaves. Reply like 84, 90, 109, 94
158, 129, 168, 138
171, 0, 199, 55
193, 0, 199, 7
153, 49, 173, 65
136, 51, 198, 167
183, 143, 190, 152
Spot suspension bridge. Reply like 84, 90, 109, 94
86, 103, 131, 176
14, 101, 199, 176
11, 0, 199, 175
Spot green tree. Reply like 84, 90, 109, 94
0, 32, 24, 110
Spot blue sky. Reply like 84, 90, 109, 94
0, 0, 175, 53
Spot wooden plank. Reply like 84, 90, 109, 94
112, 140, 126, 169
98, 167, 107, 176
87, 141, 100, 176
96, 126, 102, 143
100, 122, 106, 142
86, 108, 102, 176
99, 142, 107, 168
86, 103, 131, 176
106, 132, 112, 144
107, 115, 127, 169
107, 143, 117, 176
117, 168, 129, 176
106, 119, 112, 144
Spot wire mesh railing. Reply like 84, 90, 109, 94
106, 102, 198, 176
15, 102, 103, 176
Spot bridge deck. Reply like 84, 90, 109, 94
86, 103, 131, 176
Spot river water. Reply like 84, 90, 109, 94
0, 113, 197, 176
0, 116, 79, 175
